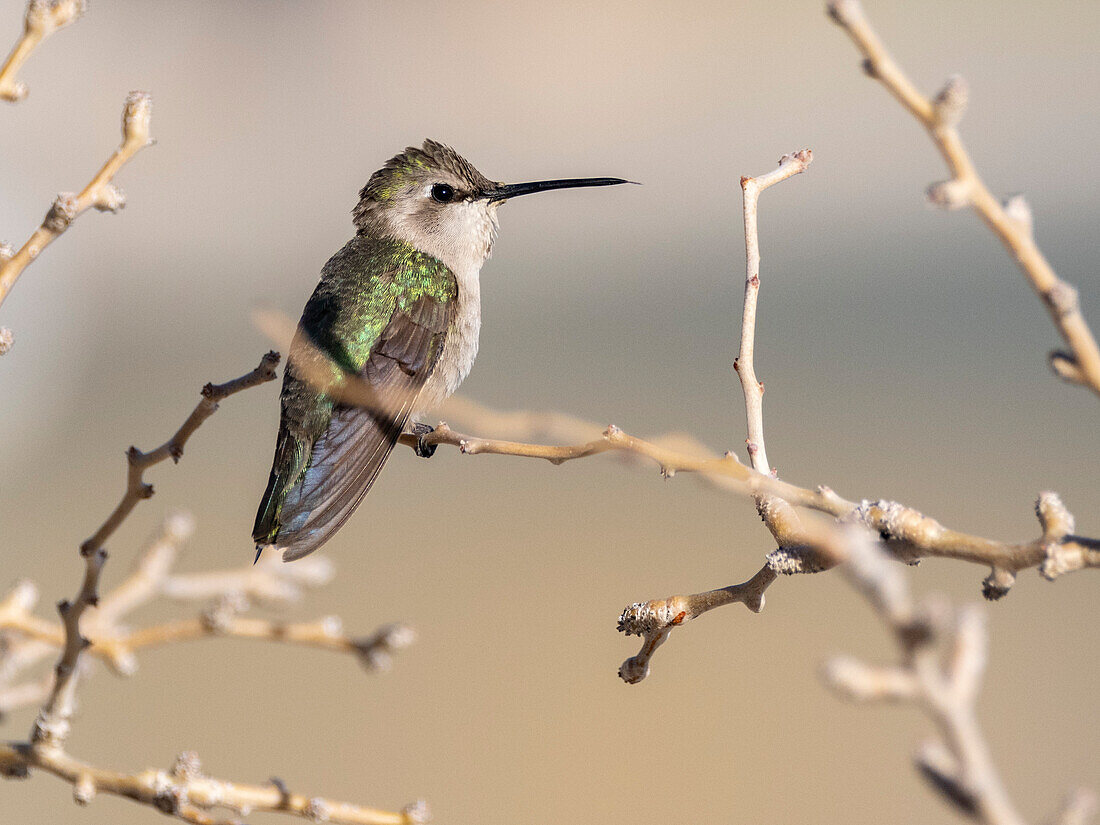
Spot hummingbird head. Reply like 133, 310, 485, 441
353, 139, 630, 274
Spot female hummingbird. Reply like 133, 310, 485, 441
253, 140, 629, 561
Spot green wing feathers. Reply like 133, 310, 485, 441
252, 236, 456, 560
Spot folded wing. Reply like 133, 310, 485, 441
254, 292, 453, 561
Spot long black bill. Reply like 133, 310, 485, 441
482, 177, 633, 203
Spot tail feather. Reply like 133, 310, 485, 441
271, 403, 404, 561
252, 430, 311, 546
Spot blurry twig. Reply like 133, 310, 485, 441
0, 517, 420, 824
22, 354, 279, 749
0, 353, 422, 824
0, 515, 413, 698
257, 311, 1099, 603
826, 0, 1100, 397
819, 531, 1090, 825
0, 744, 430, 825
0, 0, 84, 102
0, 91, 153, 312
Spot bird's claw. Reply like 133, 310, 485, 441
410, 422, 437, 458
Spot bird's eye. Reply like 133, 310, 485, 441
430, 183, 455, 203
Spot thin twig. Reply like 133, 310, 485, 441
0, 0, 85, 102
0, 515, 359, 708
79, 351, 281, 558
0, 91, 153, 311
1, 355, 422, 823
402, 418, 1099, 594
617, 564, 777, 684
25, 355, 278, 748
826, 0, 1100, 396
28, 546, 105, 747
0, 744, 429, 825
824, 531, 1032, 825
737, 149, 813, 476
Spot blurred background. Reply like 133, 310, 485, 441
1, 1, 1098, 822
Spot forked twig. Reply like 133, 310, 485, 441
79, 351, 280, 558
0, 0, 84, 102
1, 357, 424, 824
826, 0, 1100, 396
0, 91, 154, 312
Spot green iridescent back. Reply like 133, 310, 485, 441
301, 234, 457, 377
251, 234, 457, 550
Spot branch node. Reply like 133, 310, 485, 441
92, 184, 126, 213
618, 654, 650, 685
915, 739, 979, 817
825, 0, 862, 27
926, 178, 971, 210
270, 775, 291, 802
304, 796, 332, 822
73, 771, 96, 805
1045, 281, 1080, 319
152, 778, 184, 815
122, 90, 153, 145
25, 0, 87, 33
354, 622, 417, 672
42, 193, 78, 233
766, 544, 832, 575
1049, 350, 1086, 385
932, 74, 969, 126
402, 799, 432, 825
1003, 193, 1034, 238
981, 566, 1015, 601
617, 600, 678, 637
1036, 491, 1074, 541
200, 593, 249, 635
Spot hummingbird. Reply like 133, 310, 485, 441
253, 140, 630, 561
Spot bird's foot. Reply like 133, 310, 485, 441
409, 422, 437, 458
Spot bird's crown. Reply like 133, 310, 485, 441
360, 139, 494, 205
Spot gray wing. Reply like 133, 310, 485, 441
272, 294, 452, 561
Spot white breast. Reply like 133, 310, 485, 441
417, 262, 481, 413
387, 195, 496, 415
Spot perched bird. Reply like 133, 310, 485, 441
253, 140, 629, 561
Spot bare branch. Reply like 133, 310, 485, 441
0, 0, 85, 102
0, 91, 153, 311
826, 0, 1100, 397
1048, 789, 1099, 825
0, 519, 409, 715
28, 546, 105, 748
737, 148, 813, 476
405, 414, 1099, 596
825, 532, 1032, 825
617, 564, 777, 684
0, 348, 419, 822
616, 150, 814, 683
0, 744, 428, 825
79, 351, 280, 559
